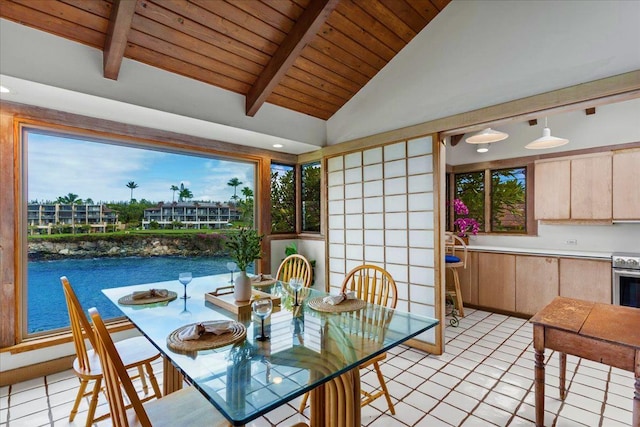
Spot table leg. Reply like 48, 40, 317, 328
533, 325, 545, 427
309, 368, 360, 427
559, 352, 566, 400
162, 357, 183, 395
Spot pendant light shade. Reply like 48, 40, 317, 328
525, 118, 569, 149
465, 128, 509, 144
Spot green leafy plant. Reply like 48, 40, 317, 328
224, 228, 263, 272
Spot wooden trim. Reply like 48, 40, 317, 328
1, 320, 134, 354
316, 71, 640, 158
0, 355, 76, 386
451, 141, 640, 171
103, 0, 136, 80
0, 101, 297, 164
246, 0, 340, 116
432, 134, 445, 355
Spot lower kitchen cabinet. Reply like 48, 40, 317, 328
515, 256, 559, 316
478, 253, 515, 312
559, 258, 612, 303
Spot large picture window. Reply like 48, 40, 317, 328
24, 129, 255, 336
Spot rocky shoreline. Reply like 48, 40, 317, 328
28, 235, 226, 261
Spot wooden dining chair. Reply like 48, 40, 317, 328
276, 254, 312, 287
299, 264, 398, 415
61, 276, 162, 427
445, 232, 468, 317
87, 307, 229, 427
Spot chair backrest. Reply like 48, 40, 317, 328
340, 265, 397, 309
276, 254, 312, 287
89, 307, 152, 427
61, 276, 97, 372
445, 232, 468, 268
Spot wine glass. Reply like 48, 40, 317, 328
226, 261, 237, 284
289, 278, 304, 307
252, 298, 273, 341
178, 272, 192, 299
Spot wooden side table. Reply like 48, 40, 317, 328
530, 297, 640, 427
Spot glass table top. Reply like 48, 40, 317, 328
102, 274, 439, 426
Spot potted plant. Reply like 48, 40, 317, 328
224, 227, 263, 301
453, 198, 479, 244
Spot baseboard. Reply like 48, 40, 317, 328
0, 355, 75, 386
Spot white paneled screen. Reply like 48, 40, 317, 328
326, 136, 437, 345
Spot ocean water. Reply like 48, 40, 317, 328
27, 256, 250, 333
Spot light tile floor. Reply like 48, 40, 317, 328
1, 308, 635, 426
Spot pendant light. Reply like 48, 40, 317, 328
476, 143, 490, 153
465, 128, 509, 144
526, 117, 569, 149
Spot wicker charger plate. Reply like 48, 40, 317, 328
118, 290, 178, 305
307, 296, 367, 313
167, 321, 246, 353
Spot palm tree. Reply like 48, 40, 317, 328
57, 193, 81, 204
126, 181, 139, 201
170, 185, 179, 202
227, 177, 243, 201
178, 183, 193, 202
241, 187, 253, 201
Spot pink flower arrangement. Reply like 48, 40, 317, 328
453, 199, 479, 237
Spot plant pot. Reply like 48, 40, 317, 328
234, 270, 252, 302
460, 236, 469, 245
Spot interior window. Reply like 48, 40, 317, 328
301, 162, 321, 233
270, 163, 295, 233
491, 167, 527, 232
454, 171, 485, 232
24, 129, 255, 336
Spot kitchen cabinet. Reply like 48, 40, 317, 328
535, 153, 612, 221
571, 154, 612, 219
478, 253, 515, 312
612, 148, 640, 220
534, 160, 570, 220
515, 256, 559, 316
559, 258, 611, 303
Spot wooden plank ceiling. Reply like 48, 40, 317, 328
0, 0, 450, 120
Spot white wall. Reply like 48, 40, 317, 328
269, 239, 326, 291
328, 0, 640, 145
449, 97, 640, 255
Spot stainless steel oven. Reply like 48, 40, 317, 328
612, 253, 640, 308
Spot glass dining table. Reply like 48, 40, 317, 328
102, 274, 439, 426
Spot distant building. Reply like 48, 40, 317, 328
142, 202, 241, 229
27, 203, 119, 234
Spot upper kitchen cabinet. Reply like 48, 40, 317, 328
612, 148, 640, 220
535, 153, 612, 221
535, 159, 571, 220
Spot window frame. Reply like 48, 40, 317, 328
17, 122, 263, 341
448, 160, 537, 236
300, 161, 321, 234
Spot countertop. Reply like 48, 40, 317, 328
465, 245, 611, 260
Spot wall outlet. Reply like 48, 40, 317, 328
565, 239, 577, 245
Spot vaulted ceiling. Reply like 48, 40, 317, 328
0, 0, 450, 120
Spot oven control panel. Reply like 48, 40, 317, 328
612, 253, 640, 270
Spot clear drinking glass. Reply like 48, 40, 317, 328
178, 272, 192, 299
289, 278, 304, 307
252, 298, 273, 341
226, 261, 237, 284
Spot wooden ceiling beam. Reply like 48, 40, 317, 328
245, 0, 340, 117
103, 0, 136, 80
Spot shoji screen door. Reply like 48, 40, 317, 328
326, 135, 444, 353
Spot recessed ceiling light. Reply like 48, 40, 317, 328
272, 144, 283, 148
0, 86, 10, 93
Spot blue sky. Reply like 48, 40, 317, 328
27, 132, 255, 204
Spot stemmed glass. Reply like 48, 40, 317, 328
226, 261, 237, 284
289, 278, 304, 307
178, 272, 192, 299
252, 298, 273, 341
